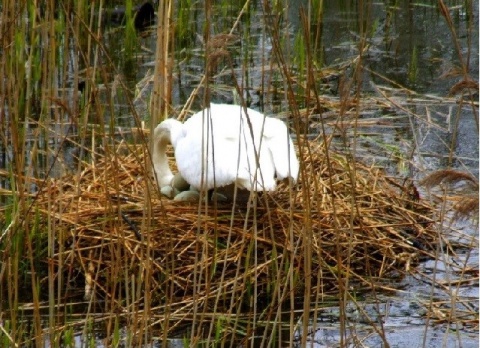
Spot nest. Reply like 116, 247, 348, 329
34, 140, 436, 331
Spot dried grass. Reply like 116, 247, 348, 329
421, 169, 479, 222
31, 138, 438, 334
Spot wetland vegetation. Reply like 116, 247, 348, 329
0, 0, 478, 347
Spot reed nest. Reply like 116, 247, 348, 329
34, 139, 436, 319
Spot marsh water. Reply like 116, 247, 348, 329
99, 1, 480, 347
2, 0, 479, 347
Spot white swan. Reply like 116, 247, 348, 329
152, 103, 299, 196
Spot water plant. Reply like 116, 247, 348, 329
0, 0, 477, 347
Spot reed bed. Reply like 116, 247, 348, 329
0, 0, 476, 345
29, 136, 438, 336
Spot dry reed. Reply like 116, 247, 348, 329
421, 169, 479, 222
29, 137, 438, 336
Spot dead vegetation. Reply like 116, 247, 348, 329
421, 169, 479, 222
30, 137, 440, 334
0, 0, 476, 344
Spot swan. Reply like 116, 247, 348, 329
152, 103, 299, 198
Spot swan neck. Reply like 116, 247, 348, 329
152, 125, 174, 187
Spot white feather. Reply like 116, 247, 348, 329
153, 103, 299, 192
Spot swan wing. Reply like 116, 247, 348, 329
173, 104, 294, 191
176, 106, 241, 190
263, 117, 299, 182
218, 105, 279, 191
234, 108, 278, 191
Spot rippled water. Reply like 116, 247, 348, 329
2, 0, 478, 346
131, 1, 479, 346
